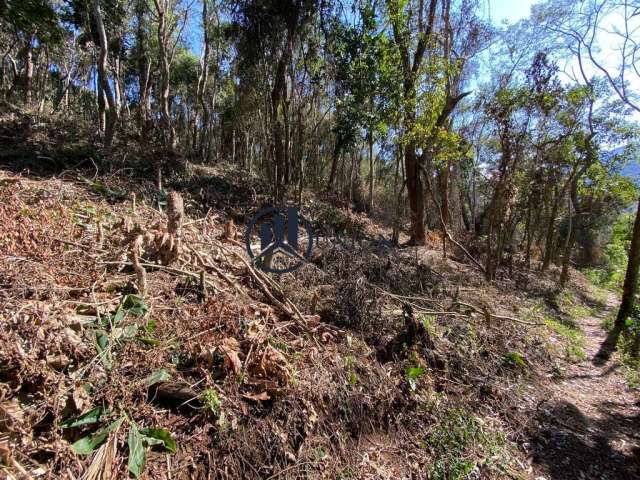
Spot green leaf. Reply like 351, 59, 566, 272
145, 320, 157, 333
95, 330, 112, 370
127, 423, 146, 478
139, 336, 160, 347
405, 366, 425, 379
122, 324, 139, 339
71, 416, 124, 455
140, 428, 177, 453
61, 407, 102, 429
122, 294, 148, 317
111, 306, 125, 325
95, 330, 109, 352
145, 369, 171, 387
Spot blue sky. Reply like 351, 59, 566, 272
484, 0, 536, 24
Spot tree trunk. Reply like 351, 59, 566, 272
154, 0, 174, 152
542, 189, 560, 271
559, 189, 574, 287
615, 197, 640, 327
405, 140, 426, 244
327, 141, 340, 191
368, 131, 374, 213
92, 0, 118, 148
21, 34, 35, 104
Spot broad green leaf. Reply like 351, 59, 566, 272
145, 369, 171, 387
95, 330, 109, 352
61, 407, 102, 429
122, 295, 148, 317
111, 306, 125, 325
123, 324, 139, 338
71, 416, 124, 455
140, 428, 177, 453
127, 423, 146, 478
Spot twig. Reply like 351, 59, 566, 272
53, 237, 108, 254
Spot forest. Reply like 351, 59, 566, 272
0, 0, 640, 479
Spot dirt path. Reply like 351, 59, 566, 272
530, 294, 640, 479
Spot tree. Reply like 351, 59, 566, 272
91, 0, 118, 148
150, 0, 189, 153
539, 0, 640, 354
235, 0, 317, 200
329, 1, 400, 211
385, 0, 440, 245
0, 0, 63, 103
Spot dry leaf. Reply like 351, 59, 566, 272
0, 434, 10, 465
242, 392, 270, 402
0, 399, 24, 430
46, 353, 70, 370
219, 338, 242, 374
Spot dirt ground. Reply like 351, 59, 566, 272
530, 293, 640, 480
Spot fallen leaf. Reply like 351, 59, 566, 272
0, 435, 10, 465
46, 353, 70, 370
242, 392, 270, 402
219, 338, 242, 374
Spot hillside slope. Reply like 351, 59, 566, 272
0, 165, 638, 480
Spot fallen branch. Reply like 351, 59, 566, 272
453, 301, 544, 326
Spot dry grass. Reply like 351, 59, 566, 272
0, 160, 600, 479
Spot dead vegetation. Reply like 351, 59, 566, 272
0, 164, 613, 479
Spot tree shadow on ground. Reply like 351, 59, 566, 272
563, 363, 620, 380
594, 326, 624, 366
574, 288, 610, 313
530, 400, 640, 479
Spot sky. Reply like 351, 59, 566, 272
484, 0, 537, 24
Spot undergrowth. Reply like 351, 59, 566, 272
425, 408, 511, 480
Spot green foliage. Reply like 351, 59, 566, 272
332, 1, 401, 155
145, 369, 172, 387
127, 423, 146, 478
426, 409, 499, 480
128, 423, 177, 478
1, 0, 64, 43
544, 317, 586, 361
61, 407, 103, 429
502, 351, 528, 368
200, 389, 221, 416
404, 365, 425, 391
70, 414, 177, 478
172, 49, 200, 90
71, 415, 125, 455
584, 212, 634, 290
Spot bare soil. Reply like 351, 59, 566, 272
530, 293, 640, 480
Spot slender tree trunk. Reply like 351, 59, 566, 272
193, 0, 210, 155
615, 197, 640, 327
367, 130, 374, 213
92, 0, 118, 148
559, 182, 579, 287
21, 34, 35, 104
154, 0, 174, 152
542, 187, 560, 271
327, 142, 340, 191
